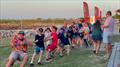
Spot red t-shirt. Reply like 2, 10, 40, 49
51, 32, 58, 46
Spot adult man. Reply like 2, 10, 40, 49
102, 11, 114, 58
6, 31, 32, 67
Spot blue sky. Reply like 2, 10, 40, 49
0, 0, 120, 19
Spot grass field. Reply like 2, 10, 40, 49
0, 35, 120, 67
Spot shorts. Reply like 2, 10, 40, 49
9, 51, 27, 62
59, 43, 64, 48
72, 34, 78, 39
60, 43, 70, 48
46, 45, 57, 52
34, 46, 44, 54
59, 39, 70, 48
103, 32, 112, 44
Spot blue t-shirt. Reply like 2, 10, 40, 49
78, 23, 83, 29
58, 32, 70, 45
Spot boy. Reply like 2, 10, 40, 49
46, 26, 58, 62
58, 28, 70, 56
30, 28, 45, 65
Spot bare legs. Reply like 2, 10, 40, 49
20, 55, 28, 67
6, 57, 14, 67
105, 44, 112, 57
93, 40, 101, 55
30, 51, 43, 64
6, 55, 28, 67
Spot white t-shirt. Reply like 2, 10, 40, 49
45, 32, 52, 45
104, 16, 114, 35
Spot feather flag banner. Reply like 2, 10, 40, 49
99, 10, 102, 20
83, 2, 90, 23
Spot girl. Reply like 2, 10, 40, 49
71, 26, 79, 48
78, 19, 84, 47
82, 23, 90, 48
92, 20, 102, 55
44, 28, 52, 48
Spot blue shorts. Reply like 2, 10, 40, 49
103, 32, 112, 44
59, 42, 70, 48
34, 46, 44, 54
59, 44, 70, 48
59, 41, 65, 48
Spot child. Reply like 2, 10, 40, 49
82, 23, 90, 48
57, 28, 70, 56
46, 26, 58, 62
30, 28, 45, 65
78, 26, 84, 47
92, 20, 102, 55
6, 31, 32, 67
44, 28, 52, 48
71, 26, 79, 48
68, 25, 73, 46
78, 19, 84, 47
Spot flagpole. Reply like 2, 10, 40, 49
21, 18, 22, 30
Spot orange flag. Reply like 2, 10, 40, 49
83, 2, 90, 23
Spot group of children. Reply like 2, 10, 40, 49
6, 18, 103, 67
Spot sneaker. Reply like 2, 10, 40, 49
30, 63, 34, 66
95, 53, 99, 56
59, 54, 63, 57
46, 58, 52, 63
103, 54, 110, 60
93, 50, 96, 54
50, 53, 54, 58
37, 62, 43, 65
71, 46, 75, 48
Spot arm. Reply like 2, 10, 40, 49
26, 39, 33, 46
47, 36, 52, 40
33, 40, 38, 43
33, 35, 39, 43
102, 18, 110, 28
47, 33, 53, 40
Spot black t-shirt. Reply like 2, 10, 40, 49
35, 34, 44, 48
